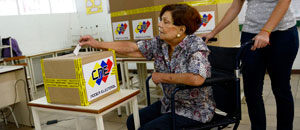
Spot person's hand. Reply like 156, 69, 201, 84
202, 32, 215, 43
251, 31, 270, 51
152, 72, 163, 85
79, 35, 99, 48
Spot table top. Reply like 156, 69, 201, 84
28, 89, 140, 114
0, 66, 23, 74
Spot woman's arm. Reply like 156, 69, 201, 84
79, 35, 144, 57
204, 0, 245, 42
152, 72, 205, 86
251, 0, 292, 50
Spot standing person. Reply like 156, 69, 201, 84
80, 4, 215, 130
204, 0, 299, 129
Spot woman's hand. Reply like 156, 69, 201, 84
152, 72, 163, 85
79, 35, 99, 48
202, 33, 215, 43
251, 31, 270, 51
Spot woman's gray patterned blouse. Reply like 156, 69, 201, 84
137, 34, 216, 123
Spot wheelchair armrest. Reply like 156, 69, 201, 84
174, 76, 235, 91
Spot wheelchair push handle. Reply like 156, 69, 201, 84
241, 39, 255, 49
202, 37, 218, 42
235, 39, 255, 69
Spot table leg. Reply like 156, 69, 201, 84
137, 63, 147, 104
27, 57, 36, 93
125, 104, 130, 116
75, 115, 81, 130
31, 107, 42, 130
132, 97, 140, 130
124, 62, 130, 89
95, 114, 105, 130
3, 112, 7, 124
117, 107, 122, 117
119, 62, 126, 89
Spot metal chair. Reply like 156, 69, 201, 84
3, 56, 33, 100
145, 40, 253, 130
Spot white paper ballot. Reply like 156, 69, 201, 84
73, 44, 81, 56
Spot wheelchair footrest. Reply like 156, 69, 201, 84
187, 114, 238, 130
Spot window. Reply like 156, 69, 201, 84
0, 0, 19, 16
50, 0, 77, 13
18, 0, 51, 15
0, 0, 77, 16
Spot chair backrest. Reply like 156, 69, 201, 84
3, 55, 33, 101
207, 45, 240, 116
208, 45, 240, 75
3, 56, 27, 66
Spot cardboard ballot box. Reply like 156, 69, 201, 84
110, 0, 240, 47
41, 51, 120, 106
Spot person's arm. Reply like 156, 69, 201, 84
151, 49, 209, 86
204, 0, 245, 43
79, 35, 144, 57
151, 72, 205, 86
251, 0, 292, 50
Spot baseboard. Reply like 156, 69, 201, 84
292, 69, 300, 74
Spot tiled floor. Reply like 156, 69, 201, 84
1, 74, 300, 130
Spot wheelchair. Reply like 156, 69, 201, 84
145, 40, 253, 130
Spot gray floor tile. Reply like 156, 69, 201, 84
265, 104, 277, 116
42, 125, 67, 130
266, 115, 277, 128
294, 116, 300, 130
296, 106, 300, 117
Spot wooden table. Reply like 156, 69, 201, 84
28, 89, 141, 130
0, 66, 31, 126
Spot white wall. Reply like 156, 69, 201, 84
0, 13, 80, 56
0, 0, 113, 56
74, 0, 113, 42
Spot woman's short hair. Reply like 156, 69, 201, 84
160, 4, 201, 35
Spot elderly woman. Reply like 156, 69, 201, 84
79, 4, 215, 130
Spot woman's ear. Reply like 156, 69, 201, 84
180, 26, 186, 34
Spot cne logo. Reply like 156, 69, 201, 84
88, 59, 113, 88
200, 13, 213, 27
135, 21, 151, 34
115, 23, 128, 35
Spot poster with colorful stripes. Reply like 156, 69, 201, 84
132, 18, 154, 40
112, 21, 130, 40
195, 11, 216, 34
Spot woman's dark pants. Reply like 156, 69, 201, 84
241, 26, 299, 130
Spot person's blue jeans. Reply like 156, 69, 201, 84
126, 101, 202, 130
241, 26, 299, 130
